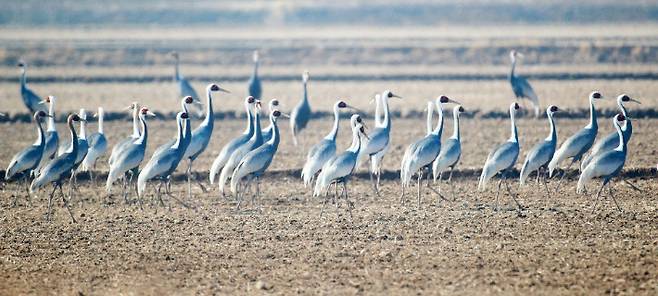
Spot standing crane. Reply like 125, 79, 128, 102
30, 113, 85, 222
181, 84, 229, 198
137, 111, 191, 207
248, 50, 262, 100
106, 107, 156, 203
301, 100, 359, 187
313, 114, 369, 219
209, 96, 256, 184
108, 102, 141, 166
17, 61, 47, 114
359, 90, 401, 195
400, 96, 459, 206
548, 91, 603, 192
478, 102, 524, 213
290, 70, 311, 146
231, 109, 286, 209
519, 105, 560, 196
432, 105, 466, 199
581, 94, 640, 170
81, 107, 108, 184
218, 100, 263, 195
577, 114, 629, 213
508, 50, 540, 118
57, 109, 89, 193
5, 110, 50, 205
171, 51, 203, 116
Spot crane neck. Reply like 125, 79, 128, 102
79, 120, 87, 140
203, 88, 214, 127
509, 57, 517, 79
426, 102, 434, 136
131, 107, 140, 138
374, 96, 383, 127
171, 116, 184, 149
614, 120, 626, 153
432, 103, 444, 137
450, 109, 461, 140
545, 112, 557, 142
244, 104, 254, 136
174, 57, 181, 81
20, 67, 27, 90
182, 117, 192, 146
34, 116, 46, 146
325, 105, 340, 141
67, 119, 79, 155
347, 126, 361, 153
135, 114, 148, 146
253, 109, 263, 145
508, 110, 518, 143
98, 110, 104, 134
302, 80, 309, 105
267, 116, 280, 148
47, 102, 56, 132
252, 60, 259, 77
381, 96, 392, 130
586, 97, 598, 130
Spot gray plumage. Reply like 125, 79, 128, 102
290, 70, 311, 146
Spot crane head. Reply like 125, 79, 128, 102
619, 94, 641, 105
69, 113, 86, 123
338, 101, 347, 108
513, 102, 520, 110
302, 70, 309, 83
458, 105, 465, 113
616, 113, 626, 122
253, 50, 259, 63
140, 107, 156, 117
17, 60, 25, 67
247, 96, 255, 104
181, 112, 189, 119
549, 105, 559, 113
438, 95, 460, 105
383, 90, 401, 99
170, 51, 179, 59
271, 99, 279, 107
183, 96, 195, 104
35, 110, 49, 119
590, 91, 602, 100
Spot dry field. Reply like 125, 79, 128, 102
1, 24, 658, 294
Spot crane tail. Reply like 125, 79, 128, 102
478, 162, 496, 191
548, 147, 567, 178
519, 158, 531, 185
230, 162, 247, 196
576, 166, 595, 194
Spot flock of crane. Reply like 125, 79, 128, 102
3, 50, 642, 222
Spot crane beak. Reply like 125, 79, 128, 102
147, 111, 157, 117
124, 105, 135, 111
217, 87, 230, 93
345, 104, 364, 113
392, 94, 402, 99
38, 100, 47, 105
279, 112, 291, 118
92, 113, 98, 118
629, 98, 642, 105
447, 98, 461, 105
517, 52, 525, 58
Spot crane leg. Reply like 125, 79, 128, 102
503, 174, 524, 214
24, 177, 32, 207
555, 160, 575, 193
417, 171, 422, 208
368, 156, 380, 196
344, 182, 354, 223
608, 182, 623, 213
399, 183, 406, 205
591, 181, 606, 214
186, 159, 192, 200
46, 184, 57, 221
448, 166, 456, 201
623, 179, 643, 193
59, 184, 76, 223
495, 176, 503, 211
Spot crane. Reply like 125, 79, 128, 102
432, 105, 466, 200
519, 105, 560, 196
478, 102, 523, 213
508, 50, 540, 118
290, 70, 311, 146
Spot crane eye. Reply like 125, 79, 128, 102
550, 106, 558, 112
359, 126, 365, 133
211, 84, 220, 91
273, 110, 281, 117
356, 116, 362, 123
181, 112, 189, 119
593, 92, 601, 99
616, 114, 625, 121
272, 100, 279, 106
622, 95, 630, 101
338, 101, 347, 108
247, 96, 255, 103
184, 96, 194, 104
440, 96, 449, 103
514, 103, 520, 109
37, 111, 47, 117
458, 106, 464, 112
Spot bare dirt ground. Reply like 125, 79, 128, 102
1, 117, 656, 295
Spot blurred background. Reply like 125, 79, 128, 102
1, 0, 658, 114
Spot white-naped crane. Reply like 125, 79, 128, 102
313, 114, 369, 219
359, 90, 401, 195
577, 113, 629, 213
35, 95, 59, 173
180, 84, 229, 198
5, 110, 51, 206
30, 113, 86, 222
290, 70, 311, 146
519, 105, 560, 196
137, 111, 192, 208
81, 107, 108, 184
301, 100, 360, 187
478, 102, 524, 213
209, 96, 257, 185
231, 109, 286, 209
508, 50, 540, 118
106, 107, 156, 203
17, 60, 47, 114
248, 50, 262, 100
400, 95, 459, 206
218, 100, 263, 196
57, 109, 89, 193
548, 91, 603, 192
108, 102, 140, 167
432, 104, 465, 199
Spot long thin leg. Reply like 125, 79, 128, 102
448, 167, 456, 201
417, 171, 422, 208
623, 179, 643, 192
591, 181, 606, 213
59, 184, 76, 223
503, 175, 524, 213
46, 185, 57, 221
607, 182, 623, 213
369, 156, 380, 196
495, 177, 503, 211
555, 160, 575, 193
343, 182, 353, 222
186, 159, 192, 200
